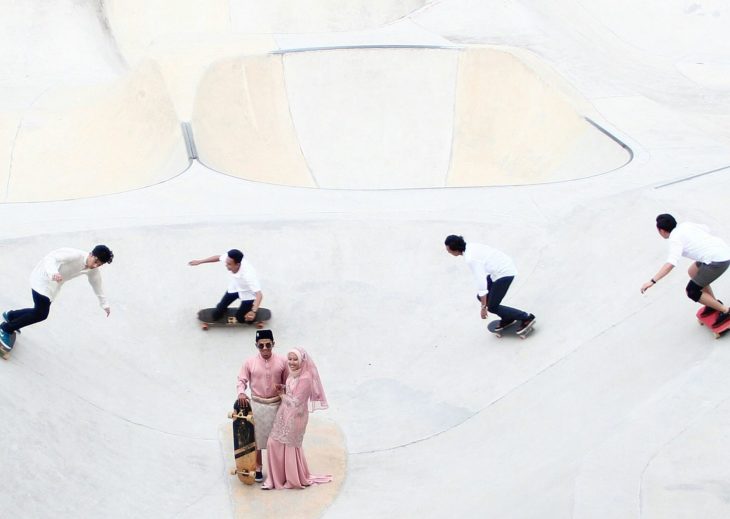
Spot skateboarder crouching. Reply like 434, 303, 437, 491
641, 214, 730, 327
236, 329, 288, 482
189, 249, 263, 323
0, 245, 114, 351
445, 235, 535, 335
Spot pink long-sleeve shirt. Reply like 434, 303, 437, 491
236, 353, 288, 398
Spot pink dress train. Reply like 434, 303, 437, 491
262, 374, 332, 489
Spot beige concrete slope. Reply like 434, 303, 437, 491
192, 55, 315, 187
283, 48, 458, 189
448, 47, 630, 186
194, 46, 628, 189
0, 1, 190, 203
4, 61, 189, 202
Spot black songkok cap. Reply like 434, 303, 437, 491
256, 329, 274, 342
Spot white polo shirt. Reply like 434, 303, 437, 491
220, 253, 261, 300
463, 243, 518, 297
30, 248, 109, 308
666, 223, 730, 266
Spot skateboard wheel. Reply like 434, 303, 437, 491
255, 322, 264, 329
202, 324, 209, 331
230, 468, 237, 475
227, 411, 235, 419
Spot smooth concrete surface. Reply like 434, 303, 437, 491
2, 1, 730, 518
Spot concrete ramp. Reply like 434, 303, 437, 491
193, 46, 630, 189
0, 1, 189, 203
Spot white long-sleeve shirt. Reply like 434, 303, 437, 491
666, 223, 730, 266
30, 248, 109, 308
464, 243, 518, 297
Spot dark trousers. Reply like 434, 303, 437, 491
213, 292, 254, 322
1, 290, 52, 333
484, 276, 529, 322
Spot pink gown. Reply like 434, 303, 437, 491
263, 374, 332, 489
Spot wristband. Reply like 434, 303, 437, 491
651, 278, 656, 284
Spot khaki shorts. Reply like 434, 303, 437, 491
693, 259, 730, 287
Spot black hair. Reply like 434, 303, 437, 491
444, 235, 467, 252
227, 249, 244, 264
91, 245, 114, 264
656, 214, 677, 233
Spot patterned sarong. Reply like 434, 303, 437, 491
250, 395, 281, 449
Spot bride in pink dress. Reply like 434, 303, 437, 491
261, 348, 332, 489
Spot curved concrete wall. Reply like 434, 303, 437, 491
3, 61, 189, 202
192, 55, 316, 187
193, 46, 631, 189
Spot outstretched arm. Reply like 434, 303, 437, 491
641, 263, 674, 293
188, 255, 221, 266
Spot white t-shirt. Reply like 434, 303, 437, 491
30, 248, 109, 308
666, 223, 730, 266
220, 253, 261, 300
463, 243, 518, 297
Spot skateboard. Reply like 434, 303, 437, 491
228, 399, 257, 485
197, 307, 271, 330
488, 319, 535, 339
696, 306, 730, 339
0, 333, 16, 360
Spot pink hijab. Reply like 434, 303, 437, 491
287, 348, 328, 412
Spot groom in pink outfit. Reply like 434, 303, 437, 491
236, 329, 288, 482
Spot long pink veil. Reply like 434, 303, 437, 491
288, 348, 328, 412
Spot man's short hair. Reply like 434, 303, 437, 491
656, 214, 677, 233
227, 249, 244, 264
444, 235, 467, 253
92, 245, 114, 264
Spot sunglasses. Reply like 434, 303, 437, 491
257, 343, 273, 350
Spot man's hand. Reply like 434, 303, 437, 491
52, 273, 63, 282
104, 307, 111, 317
244, 310, 256, 322
640, 280, 655, 294
480, 307, 488, 320
237, 393, 249, 407
188, 260, 201, 266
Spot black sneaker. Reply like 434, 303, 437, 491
494, 319, 516, 332
516, 314, 536, 335
701, 301, 723, 318
254, 471, 264, 483
713, 311, 730, 328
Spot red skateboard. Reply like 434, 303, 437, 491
696, 306, 730, 339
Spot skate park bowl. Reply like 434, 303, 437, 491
191, 46, 630, 189
3, 1, 730, 518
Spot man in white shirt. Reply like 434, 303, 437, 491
0, 245, 114, 352
641, 213, 730, 327
189, 249, 263, 323
445, 235, 535, 335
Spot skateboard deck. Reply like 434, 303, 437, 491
197, 307, 271, 330
0, 333, 16, 360
228, 399, 257, 485
488, 319, 535, 339
696, 306, 730, 339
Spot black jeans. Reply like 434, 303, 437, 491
1, 290, 52, 333
483, 276, 529, 322
213, 292, 254, 322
